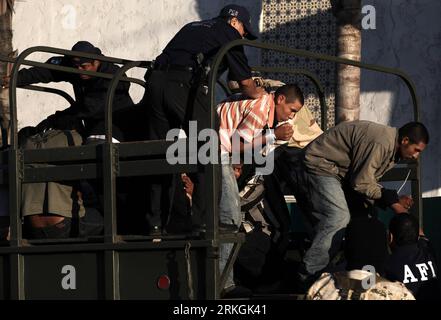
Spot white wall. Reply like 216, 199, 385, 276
12, 0, 260, 128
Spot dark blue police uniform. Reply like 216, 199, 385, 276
386, 237, 441, 300
16, 42, 134, 142
144, 7, 256, 233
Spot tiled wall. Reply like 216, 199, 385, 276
261, 0, 336, 129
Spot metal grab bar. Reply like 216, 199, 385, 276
207, 40, 423, 290
209, 39, 420, 122
0, 56, 74, 138
21, 85, 75, 105
7, 46, 151, 149
252, 66, 328, 130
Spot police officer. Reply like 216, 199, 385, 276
386, 214, 441, 300
3, 41, 134, 142
145, 4, 264, 235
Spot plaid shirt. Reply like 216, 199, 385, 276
217, 93, 275, 156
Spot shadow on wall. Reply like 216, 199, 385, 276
360, 0, 441, 197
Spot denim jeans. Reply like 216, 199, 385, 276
219, 163, 241, 289
302, 173, 351, 276
219, 164, 241, 226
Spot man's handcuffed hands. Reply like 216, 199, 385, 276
274, 123, 293, 141
391, 195, 414, 214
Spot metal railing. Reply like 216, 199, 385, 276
0, 46, 230, 299
208, 39, 422, 231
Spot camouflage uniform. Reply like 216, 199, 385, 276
306, 270, 415, 300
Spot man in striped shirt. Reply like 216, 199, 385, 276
216, 84, 304, 297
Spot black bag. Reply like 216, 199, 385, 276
234, 171, 290, 291
235, 228, 272, 277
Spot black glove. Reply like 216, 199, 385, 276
35, 115, 57, 133
36, 111, 83, 132
52, 112, 81, 130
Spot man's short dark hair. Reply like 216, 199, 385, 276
398, 122, 429, 144
274, 84, 304, 105
389, 214, 419, 247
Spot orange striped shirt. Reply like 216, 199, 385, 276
217, 93, 275, 155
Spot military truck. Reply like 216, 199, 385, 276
0, 40, 422, 299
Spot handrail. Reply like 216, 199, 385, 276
4, 46, 150, 258
8, 46, 149, 149
104, 61, 146, 143
209, 39, 420, 123
208, 39, 422, 233
252, 66, 328, 130
18, 60, 146, 86
101, 60, 148, 248
21, 85, 75, 105
216, 67, 328, 130
0, 56, 74, 135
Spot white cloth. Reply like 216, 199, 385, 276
288, 106, 323, 148
306, 270, 415, 300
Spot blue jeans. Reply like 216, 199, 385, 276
219, 163, 241, 289
219, 164, 241, 226
302, 173, 350, 276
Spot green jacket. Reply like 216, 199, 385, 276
304, 121, 398, 200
